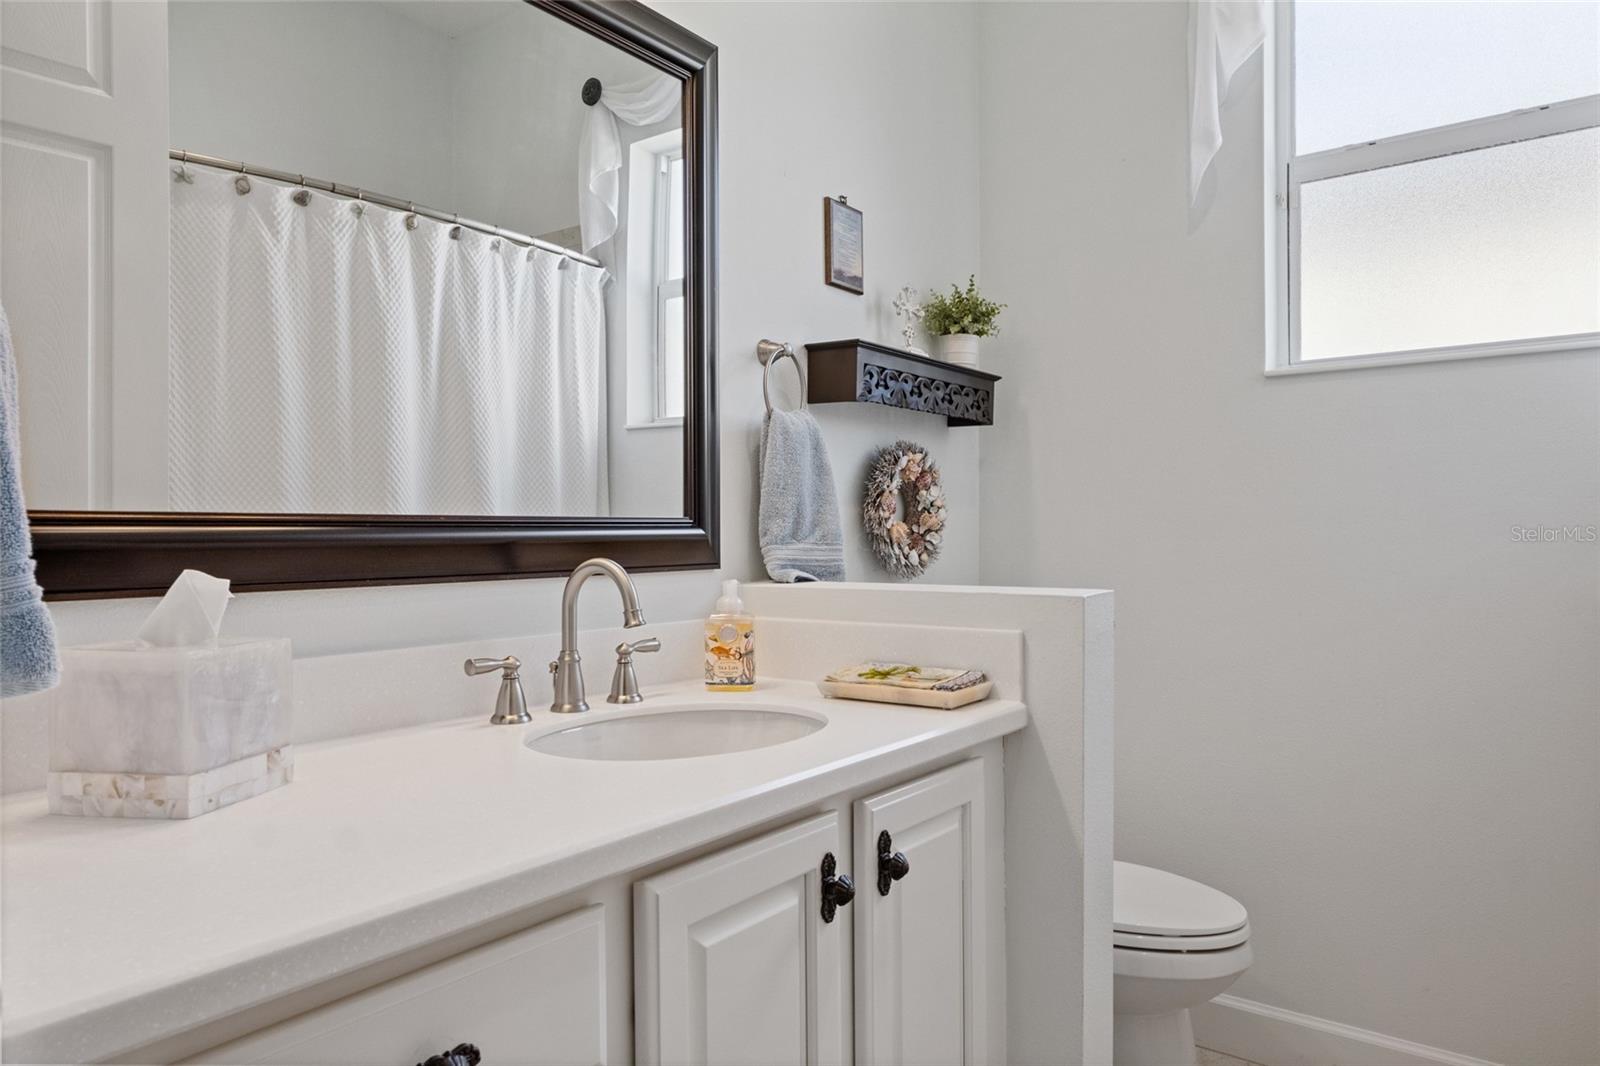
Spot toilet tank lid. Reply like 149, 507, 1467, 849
1113, 861, 1248, 937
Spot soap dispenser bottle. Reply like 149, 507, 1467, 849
705, 579, 755, 691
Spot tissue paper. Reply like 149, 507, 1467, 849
137, 569, 233, 646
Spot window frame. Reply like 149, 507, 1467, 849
1267, 1, 1600, 375
650, 144, 686, 424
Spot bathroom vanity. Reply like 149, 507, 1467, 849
1, 584, 1112, 1064
0, 680, 1022, 1064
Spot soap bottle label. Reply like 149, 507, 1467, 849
705, 620, 755, 689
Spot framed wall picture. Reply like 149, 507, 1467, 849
824, 195, 864, 294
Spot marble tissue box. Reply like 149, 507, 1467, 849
47, 638, 294, 819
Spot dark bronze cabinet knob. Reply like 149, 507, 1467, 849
416, 1043, 481, 1066
877, 830, 911, 895
820, 852, 855, 922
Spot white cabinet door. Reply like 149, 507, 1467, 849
853, 760, 989, 1066
0, 0, 170, 509
635, 812, 852, 1066
189, 905, 609, 1065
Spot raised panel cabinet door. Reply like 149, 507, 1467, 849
854, 760, 988, 1066
635, 812, 852, 1066
0, 0, 170, 508
187, 905, 609, 1065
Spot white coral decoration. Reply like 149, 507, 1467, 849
862, 440, 946, 579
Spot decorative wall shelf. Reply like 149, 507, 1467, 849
803, 339, 1001, 427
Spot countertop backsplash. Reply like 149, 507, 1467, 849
3, 613, 1026, 796
1, 619, 705, 795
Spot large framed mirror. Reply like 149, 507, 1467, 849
12, 0, 716, 598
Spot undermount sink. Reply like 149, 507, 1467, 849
527, 705, 825, 761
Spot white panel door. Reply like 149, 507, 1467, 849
0, 0, 168, 509
635, 812, 853, 1066
187, 905, 610, 1065
854, 760, 989, 1066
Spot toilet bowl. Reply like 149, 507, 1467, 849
1113, 861, 1251, 1066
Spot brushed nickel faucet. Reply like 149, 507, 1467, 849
608, 637, 661, 704
463, 656, 531, 725
550, 558, 646, 713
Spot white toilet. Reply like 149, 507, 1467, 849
1113, 861, 1252, 1066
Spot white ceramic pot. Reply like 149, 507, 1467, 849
937, 333, 980, 368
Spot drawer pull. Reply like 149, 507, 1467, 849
416, 1042, 481, 1066
820, 852, 855, 923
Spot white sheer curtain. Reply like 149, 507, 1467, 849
168, 165, 608, 516
578, 74, 681, 251
1189, 0, 1268, 204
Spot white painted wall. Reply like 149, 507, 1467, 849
171, 0, 651, 244
17, 1, 982, 659
653, 0, 984, 586
976, 4, 1600, 1064
169, 1, 458, 208
446, 6, 651, 242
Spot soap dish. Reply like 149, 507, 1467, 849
817, 678, 993, 709
816, 662, 993, 710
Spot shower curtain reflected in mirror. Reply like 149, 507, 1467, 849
168, 165, 609, 516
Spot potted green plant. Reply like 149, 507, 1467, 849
921, 275, 1005, 368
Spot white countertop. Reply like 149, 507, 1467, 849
1, 679, 1026, 1064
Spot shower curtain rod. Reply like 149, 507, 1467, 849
169, 149, 604, 268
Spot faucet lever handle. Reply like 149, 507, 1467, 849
608, 636, 657, 705
617, 637, 661, 657
463, 656, 532, 726
464, 655, 520, 678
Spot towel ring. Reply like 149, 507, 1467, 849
757, 339, 805, 414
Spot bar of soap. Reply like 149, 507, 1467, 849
817, 662, 992, 709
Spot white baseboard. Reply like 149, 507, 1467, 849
1191, 993, 1502, 1066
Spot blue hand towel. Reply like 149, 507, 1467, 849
0, 303, 59, 698
758, 408, 845, 582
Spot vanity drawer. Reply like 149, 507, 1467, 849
188, 905, 607, 1065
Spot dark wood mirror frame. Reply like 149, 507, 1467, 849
30, 0, 718, 600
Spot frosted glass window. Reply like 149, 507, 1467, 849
651, 148, 685, 422
665, 155, 684, 282
1295, 1, 1600, 154
1298, 128, 1600, 361
660, 294, 685, 420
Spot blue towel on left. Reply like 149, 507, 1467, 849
0, 303, 59, 699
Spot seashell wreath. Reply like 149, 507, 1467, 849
862, 441, 946, 579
